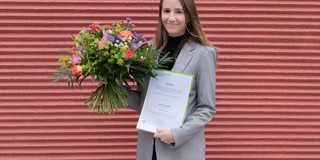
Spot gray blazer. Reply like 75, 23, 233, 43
124, 39, 216, 160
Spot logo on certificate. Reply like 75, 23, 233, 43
153, 70, 158, 77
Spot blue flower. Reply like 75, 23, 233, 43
141, 37, 146, 42
126, 17, 132, 21
132, 37, 138, 43
132, 43, 138, 50
86, 29, 91, 33
117, 35, 124, 40
108, 36, 115, 42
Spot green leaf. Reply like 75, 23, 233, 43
49, 76, 64, 84
71, 34, 75, 40
125, 64, 130, 73
76, 75, 81, 83
104, 63, 112, 72
85, 88, 99, 104
91, 86, 103, 112
107, 86, 118, 114
58, 68, 72, 74
59, 49, 69, 53
91, 73, 95, 83
79, 74, 89, 88
67, 75, 72, 87
102, 89, 107, 114
93, 29, 103, 39
97, 74, 102, 83
146, 71, 155, 78
131, 66, 149, 73
48, 67, 73, 84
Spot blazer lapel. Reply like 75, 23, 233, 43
172, 40, 196, 73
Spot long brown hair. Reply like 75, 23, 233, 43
153, 0, 218, 61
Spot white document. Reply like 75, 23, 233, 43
136, 70, 194, 133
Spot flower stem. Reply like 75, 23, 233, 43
85, 83, 128, 114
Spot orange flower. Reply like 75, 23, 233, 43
71, 64, 82, 75
119, 30, 133, 40
125, 49, 134, 59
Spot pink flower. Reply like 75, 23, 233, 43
99, 36, 108, 46
69, 52, 82, 65
107, 30, 112, 34
102, 28, 106, 36
139, 56, 146, 61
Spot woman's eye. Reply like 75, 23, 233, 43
177, 11, 183, 14
163, 10, 170, 13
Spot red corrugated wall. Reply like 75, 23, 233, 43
1, 0, 320, 159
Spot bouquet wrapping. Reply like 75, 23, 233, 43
50, 18, 171, 114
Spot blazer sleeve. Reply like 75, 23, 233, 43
170, 47, 217, 148
121, 86, 141, 111
121, 75, 150, 112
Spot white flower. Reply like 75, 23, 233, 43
139, 56, 146, 61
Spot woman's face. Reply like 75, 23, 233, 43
161, 0, 187, 37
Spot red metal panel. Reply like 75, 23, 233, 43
205, 0, 320, 159
0, 0, 320, 159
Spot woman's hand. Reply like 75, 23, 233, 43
154, 128, 175, 144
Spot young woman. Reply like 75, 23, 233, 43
124, 0, 217, 159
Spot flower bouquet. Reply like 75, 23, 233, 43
49, 18, 171, 114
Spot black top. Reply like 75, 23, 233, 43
161, 35, 184, 70
152, 36, 184, 160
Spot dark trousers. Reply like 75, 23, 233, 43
152, 138, 157, 160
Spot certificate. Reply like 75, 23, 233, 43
136, 70, 194, 133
